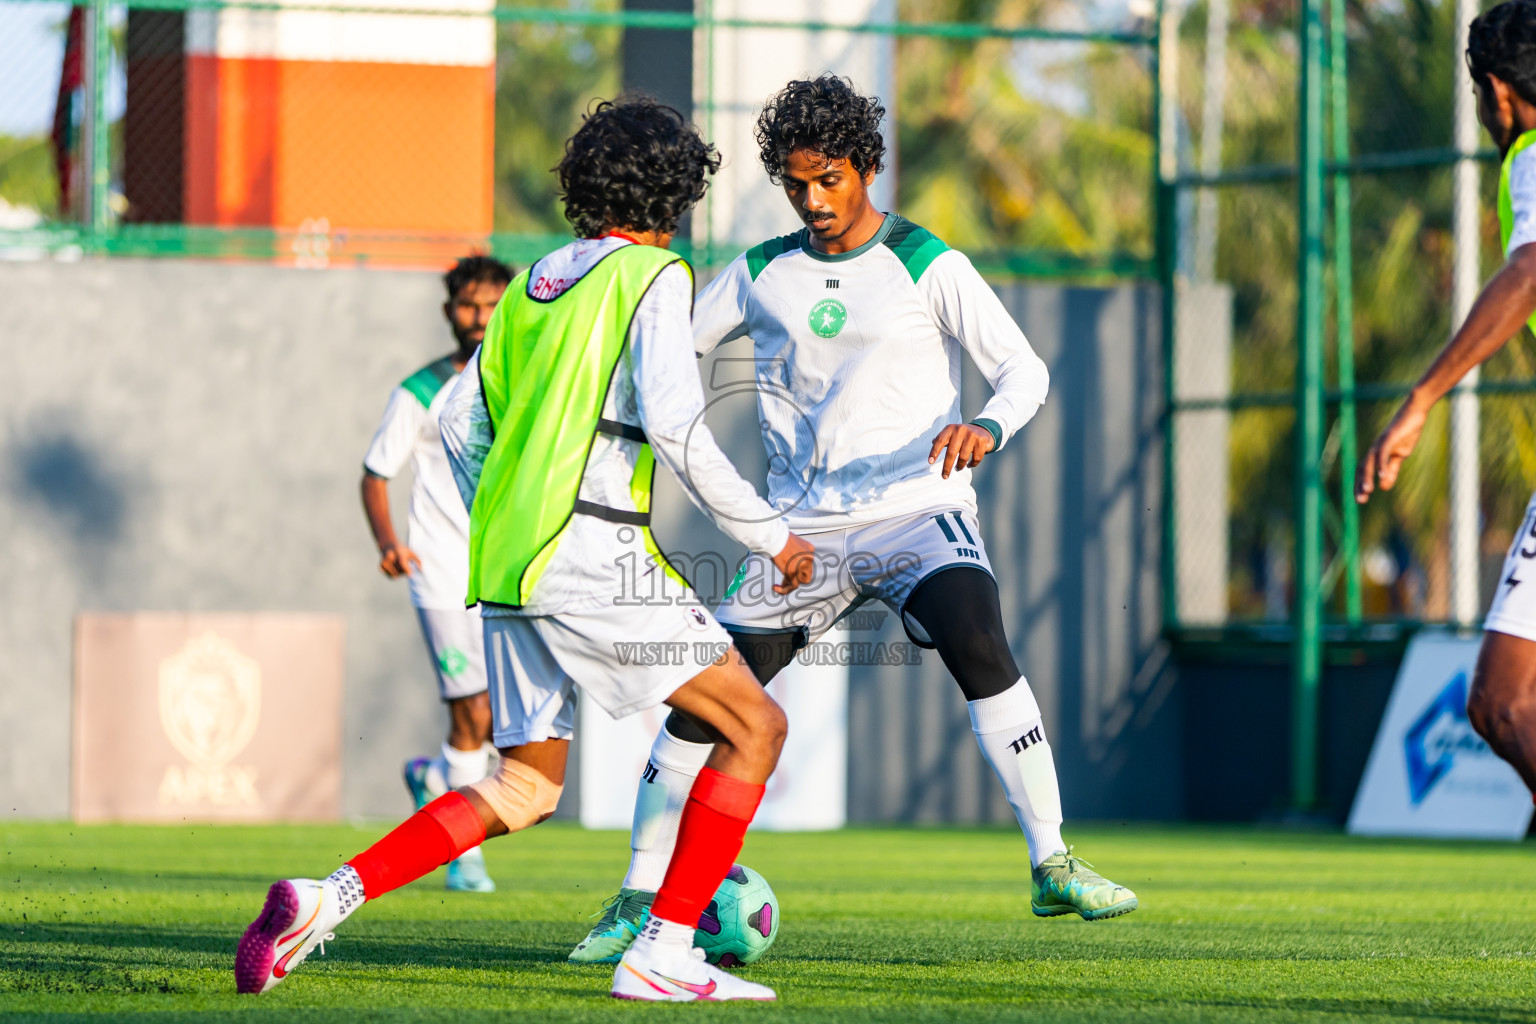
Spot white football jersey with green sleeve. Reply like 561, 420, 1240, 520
363, 357, 471, 610
694, 214, 1050, 531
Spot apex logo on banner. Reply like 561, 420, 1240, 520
73, 613, 344, 823
157, 633, 264, 808
1349, 633, 1532, 840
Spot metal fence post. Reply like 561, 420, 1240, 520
89, 0, 112, 247
1293, 0, 1326, 811
1450, 0, 1482, 628
1157, 0, 1180, 634
1330, 0, 1361, 623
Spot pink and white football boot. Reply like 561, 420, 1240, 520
611, 914, 775, 1002
235, 876, 360, 994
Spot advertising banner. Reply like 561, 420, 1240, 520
1348, 632, 1533, 840
73, 613, 345, 823
579, 656, 846, 831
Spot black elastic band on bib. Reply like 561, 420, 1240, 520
596, 418, 648, 444
573, 499, 650, 526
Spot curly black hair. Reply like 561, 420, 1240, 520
1468, 0, 1536, 107
756, 75, 887, 183
443, 255, 513, 301
557, 96, 721, 238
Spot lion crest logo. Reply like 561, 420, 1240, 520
158, 632, 262, 768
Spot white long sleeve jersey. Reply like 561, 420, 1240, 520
696, 215, 1050, 531
440, 236, 789, 616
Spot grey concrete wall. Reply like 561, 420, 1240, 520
1, 258, 1178, 823
0, 258, 458, 820
957, 285, 1177, 822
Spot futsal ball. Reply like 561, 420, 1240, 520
693, 864, 779, 967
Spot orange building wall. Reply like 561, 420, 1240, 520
185, 56, 494, 234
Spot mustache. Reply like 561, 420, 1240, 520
804, 213, 834, 224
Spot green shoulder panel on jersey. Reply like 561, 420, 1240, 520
745, 232, 803, 282
883, 217, 950, 284
401, 355, 457, 409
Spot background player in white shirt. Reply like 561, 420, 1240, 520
361, 255, 511, 893
569, 75, 1136, 965
1358, 0, 1536, 801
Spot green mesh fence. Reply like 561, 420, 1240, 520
0, 0, 1157, 274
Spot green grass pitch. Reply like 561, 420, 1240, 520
2, 822, 1534, 1022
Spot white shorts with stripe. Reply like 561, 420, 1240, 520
1486, 489, 1536, 643
715, 505, 994, 647
481, 597, 733, 748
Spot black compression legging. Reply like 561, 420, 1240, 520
664, 629, 801, 744
663, 566, 1019, 743
902, 566, 1021, 701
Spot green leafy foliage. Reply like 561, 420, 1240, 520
0, 133, 58, 218
896, 0, 1152, 258
492, 3, 621, 234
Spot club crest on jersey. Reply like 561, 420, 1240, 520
808, 298, 848, 338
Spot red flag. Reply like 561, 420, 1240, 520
52, 6, 84, 217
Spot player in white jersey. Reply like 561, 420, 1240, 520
361, 255, 511, 893
569, 75, 1136, 965
1358, 0, 1536, 800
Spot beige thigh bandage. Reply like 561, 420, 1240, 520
468, 756, 564, 833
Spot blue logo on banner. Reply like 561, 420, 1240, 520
1403, 672, 1491, 805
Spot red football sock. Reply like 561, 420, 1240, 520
650, 767, 765, 928
347, 792, 486, 899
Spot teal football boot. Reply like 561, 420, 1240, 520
1031, 848, 1138, 920
403, 757, 447, 811
568, 888, 655, 963
445, 847, 496, 893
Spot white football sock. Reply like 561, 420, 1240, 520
630, 912, 696, 954
621, 724, 713, 892
967, 676, 1067, 868
442, 742, 490, 858
324, 864, 366, 923
442, 741, 491, 789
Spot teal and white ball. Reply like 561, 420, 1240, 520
693, 864, 780, 967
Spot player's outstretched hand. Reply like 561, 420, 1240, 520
772, 532, 816, 595
379, 542, 423, 578
1356, 400, 1429, 504
929, 422, 995, 480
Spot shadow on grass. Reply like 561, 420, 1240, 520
0, 918, 594, 994
1199, 998, 1536, 1023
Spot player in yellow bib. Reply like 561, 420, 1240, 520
235, 97, 815, 1003
1358, 0, 1536, 799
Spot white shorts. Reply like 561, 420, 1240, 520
716, 506, 994, 647
482, 598, 733, 748
415, 606, 488, 701
1486, 490, 1536, 642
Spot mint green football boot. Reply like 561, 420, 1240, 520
567, 888, 655, 964
1031, 848, 1138, 921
